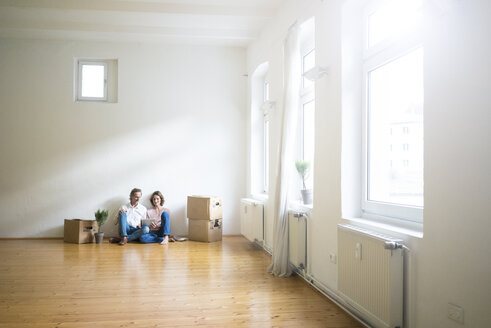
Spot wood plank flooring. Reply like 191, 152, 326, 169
0, 236, 363, 328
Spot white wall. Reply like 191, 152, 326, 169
416, 1, 491, 326
0, 39, 247, 237
246, 0, 491, 327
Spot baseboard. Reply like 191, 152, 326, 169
293, 269, 372, 328
0, 237, 63, 240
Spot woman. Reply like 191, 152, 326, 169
139, 191, 171, 245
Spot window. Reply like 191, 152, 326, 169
263, 113, 270, 193
75, 58, 118, 102
295, 17, 315, 204
78, 61, 107, 100
362, 0, 423, 223
302, 99, 315, 189
367, 0, 422, 49
250, 62, 270, 196
264, 82, 270, 102
262, 81, 270, 193
302, 49, 315, 89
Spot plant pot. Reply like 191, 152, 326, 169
301, 189, 313, 205
94, 232, 104, 244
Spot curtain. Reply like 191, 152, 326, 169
268, 23, 301, 278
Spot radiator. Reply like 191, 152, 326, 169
240, 198, 264, 243
338, 224, 404, 328
288, 211, 308, 270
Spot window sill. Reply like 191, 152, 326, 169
342, 216, 423, 239
288, 200, 313, 213
249, 194, 268, 203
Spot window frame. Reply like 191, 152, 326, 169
250, 62, 270, 198
302, 48, 316, 90
76, 60, 108, 102
361, 1, 424, 224
297, 18, 315, 198
263, 111, 270, 193
300, 96, 315, 162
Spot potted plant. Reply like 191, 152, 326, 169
94, 209, 109, 244
295, 160, 313, 205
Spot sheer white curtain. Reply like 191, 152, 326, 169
268, 23, 301, 277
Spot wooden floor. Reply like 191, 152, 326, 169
0, 236, 363, 328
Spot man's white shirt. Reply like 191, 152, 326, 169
120, 203, 147, 227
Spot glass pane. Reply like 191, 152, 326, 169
81, 64, 105, 98
263, 118, 269, 192
368, 0, 423, 48
303, 49, 315, 89
303, 100, 315, 189
368, 48, 423, 207
264, 82, 270, 102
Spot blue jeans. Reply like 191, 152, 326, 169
118, 212, 150, 241
139, 212, 170, 244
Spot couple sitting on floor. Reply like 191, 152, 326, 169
113, 188, 172, 245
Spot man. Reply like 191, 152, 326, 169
117, 188, 148, 245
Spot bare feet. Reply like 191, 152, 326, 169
119, 236, 128, 245
160, 235, 169, 245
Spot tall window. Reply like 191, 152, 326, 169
362, 0, 423, 222
250, 62, 270, 196
296, 18, 315, 201
263, 111, 270, 193
263, 81, 270, 193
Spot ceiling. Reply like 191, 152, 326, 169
0, 0, 287, 47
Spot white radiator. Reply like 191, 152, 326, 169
240, 198, 264, 243
288, 211, 308, 270
338, 224, 404, 328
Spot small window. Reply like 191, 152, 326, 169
75, 59, 118, 103
78, 61, 107, 101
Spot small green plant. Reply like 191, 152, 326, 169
94, 209, 109, 230
295, 160, 310, 190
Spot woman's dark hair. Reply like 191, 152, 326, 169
150, 191, 165, 206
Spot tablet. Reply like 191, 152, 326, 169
141, 219, 153, 227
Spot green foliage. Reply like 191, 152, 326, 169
295, 160, 310, 190
94, 209, 109, 230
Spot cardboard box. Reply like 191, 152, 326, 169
188, 218, 222, 242
64, 219, 97, 244
187, 195, 223, 220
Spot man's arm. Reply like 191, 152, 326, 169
119, 204, 128, 214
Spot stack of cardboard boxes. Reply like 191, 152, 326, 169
187, 195, 222, 242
